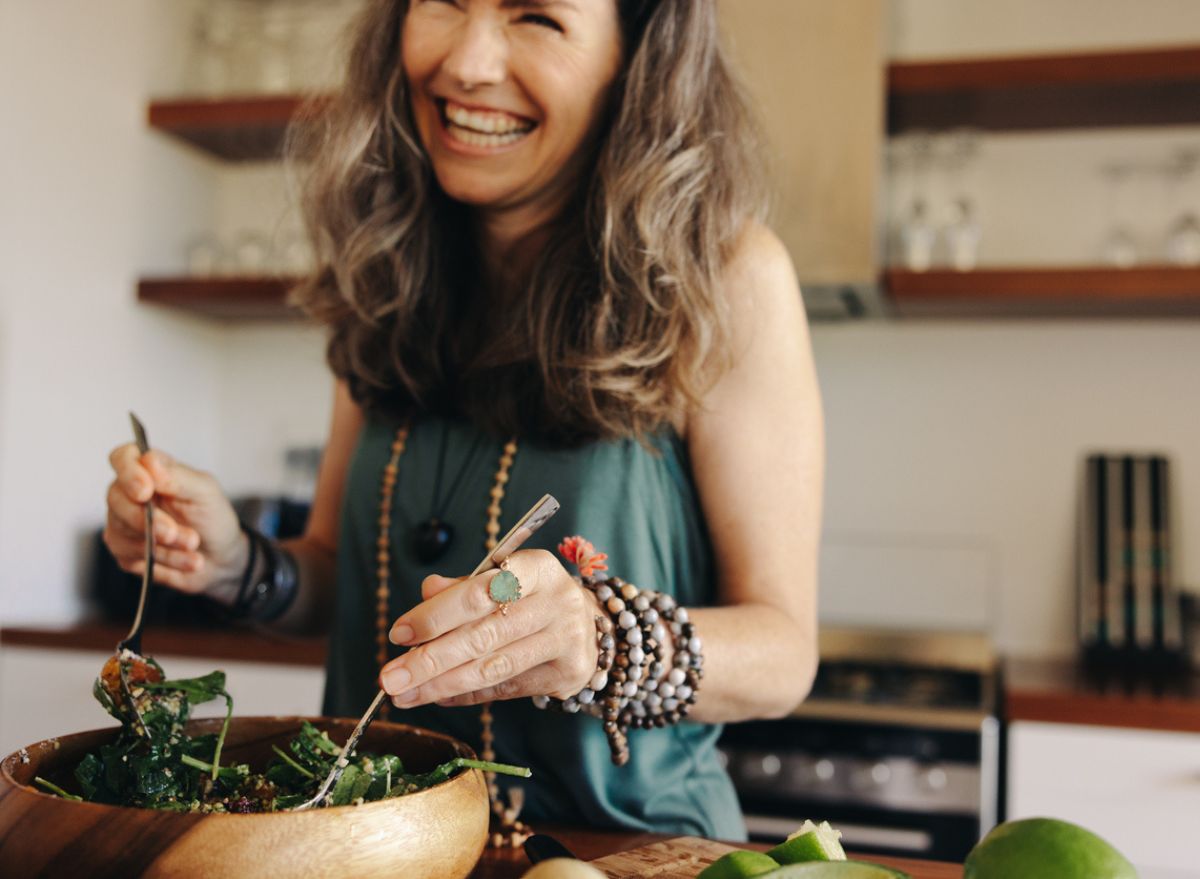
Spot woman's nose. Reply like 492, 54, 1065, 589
442, 17, 508, 90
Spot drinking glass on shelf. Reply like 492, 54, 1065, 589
1098, 161, 1139, 268
889, 131, 938, 271
184, 3, 236, 96
232, 232, 271, 276
185, 236, 228, 277
272, 230, 312, 276
259, 2, 297, 94
936, 128, 983, 271
944, 197, 982, 272
1163, 148, 1200, 266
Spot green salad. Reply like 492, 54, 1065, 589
32, 652, 527, 813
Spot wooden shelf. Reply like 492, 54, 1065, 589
886, 265, 1200, 317
148, 94, 329, 161
0, 624, 327, 668
888, 45, 1200, 133
138, 276, 303, 320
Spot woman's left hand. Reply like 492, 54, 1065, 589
378, 549, 600, 709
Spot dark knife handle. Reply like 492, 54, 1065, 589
524, 834, 579, 863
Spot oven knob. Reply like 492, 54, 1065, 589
814, 758, 836, 782
869, 761, 892, 786
921, 766, 948, 790
760, 754, 782, 777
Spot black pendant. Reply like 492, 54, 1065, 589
414, 518, 455, 564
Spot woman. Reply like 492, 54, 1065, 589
104, 0, 823, 841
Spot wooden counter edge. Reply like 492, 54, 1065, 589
472, 826, 962, 879
0, 624, 327, 668
1005, 657, 1200, 734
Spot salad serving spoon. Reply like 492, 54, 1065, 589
107, 412, 156, 738
293, 493, 561, 810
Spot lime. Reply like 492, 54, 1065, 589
760, 863, 910, 878
697, 850, 782, 879
964, 818, 1137, 879
767, 820, 847, 863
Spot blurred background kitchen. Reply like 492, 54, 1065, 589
2, 1, 1199, 877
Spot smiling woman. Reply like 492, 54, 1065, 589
403, 0, 623, 214
103, 0, 824, 849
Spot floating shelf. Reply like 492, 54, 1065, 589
886, 266, 1200, 317
888, 45, 1200, 133
138, 277, 303, 320
147, 94, 329, 161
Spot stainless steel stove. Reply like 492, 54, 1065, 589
719, 627, 1000, 862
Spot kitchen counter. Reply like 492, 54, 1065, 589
0, 622, 327, 666
1005, 656, 1200, 734
471, 826, 962, 878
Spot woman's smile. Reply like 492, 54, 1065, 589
437, 98, 538, 152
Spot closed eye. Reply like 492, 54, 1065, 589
518, 13, 563, 32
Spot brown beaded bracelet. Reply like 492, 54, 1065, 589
533, 574, 703, 766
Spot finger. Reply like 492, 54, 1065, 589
420, 574, 463, 602
104, 529, 205, 574
141, 451, 214, 504
435, 662, 565, 707
106, 482, 190, 547
126, 559, 211, 595
109, 444, 154, 503
389, 631, 556, 710
390, 567, 531, 646
380, 591, 549, 695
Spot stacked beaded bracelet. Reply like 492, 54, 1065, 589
533, 538, 704, 766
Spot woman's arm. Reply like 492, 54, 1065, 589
682, 223, 824, 723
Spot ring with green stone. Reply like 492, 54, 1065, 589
488, 562, 522, 615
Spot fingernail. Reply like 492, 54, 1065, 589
390, 623, 414, 645
381, 666, 410, 694
392, 689, 418, 708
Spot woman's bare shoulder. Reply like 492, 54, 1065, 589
720, 221, 806, 350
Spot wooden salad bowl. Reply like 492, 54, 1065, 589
0, 716, 490, 879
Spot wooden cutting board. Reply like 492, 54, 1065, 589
591, 837, 739, 878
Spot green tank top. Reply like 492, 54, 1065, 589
323, 414, 746, 840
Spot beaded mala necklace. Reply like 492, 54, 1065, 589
374, 423, 530, 847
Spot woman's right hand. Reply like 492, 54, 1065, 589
104, 445, 247, 597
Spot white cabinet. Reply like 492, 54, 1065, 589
0, 646, 324, 756
1008, 720, 1200, 878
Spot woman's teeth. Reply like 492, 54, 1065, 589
443, 101, 534, 147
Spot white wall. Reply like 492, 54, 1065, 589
811, 321, 1200, 657
0, 0, 226, 625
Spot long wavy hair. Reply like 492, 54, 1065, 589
291, 0, 767, 445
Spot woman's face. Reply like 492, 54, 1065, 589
402, 0, 623, 222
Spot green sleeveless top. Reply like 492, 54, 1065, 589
323, 414, 746, 840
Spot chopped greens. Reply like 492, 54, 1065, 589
36, 655, 529, 813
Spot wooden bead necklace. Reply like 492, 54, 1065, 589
374, 423, 530, 847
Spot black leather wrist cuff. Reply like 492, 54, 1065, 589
233, 524, 299, 623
